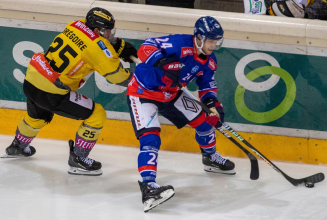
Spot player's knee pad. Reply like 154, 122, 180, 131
138, 131, 161, 182
195, 122, 216, 155
84, 103, 106, 129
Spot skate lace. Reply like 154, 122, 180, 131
211, 153, 226, 165
81, 157, 94, 166
148, 182, 160, 189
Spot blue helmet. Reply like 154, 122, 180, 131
194, 16, 224, 54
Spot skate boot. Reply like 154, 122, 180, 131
203, 152, 236, 175
67, 140, 102, 176
139, 181, 175, 212
1, 137, 36, 158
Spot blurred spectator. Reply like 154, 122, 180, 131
265, 0, 327, 20
305, 0, 327, 19
244, 0, 267, 15
145, 0, 195, 8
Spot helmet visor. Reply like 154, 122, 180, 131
214, 37, 224, 50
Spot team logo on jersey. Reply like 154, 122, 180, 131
30, 53, 60, 83
209, 81, 217, 88
163, 92, 173, 100
208, 57, 217, 70
182, 73, 192, 81
71, 20, 98, 41
97, 40, 112, 58
197, 71, 203, 77
142, 45, 158, 56
191, 65, 199, 73
181, 47, 193, 57
68, 59, 85, 76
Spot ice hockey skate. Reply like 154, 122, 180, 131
1, 137, 36, 158
67, 140, 103, 176
138, 181, 175, 212
203, 152, 236, 175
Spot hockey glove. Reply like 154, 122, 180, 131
157, 57, 181, 88
203, 97, 224, 128
113, 38, 138, 63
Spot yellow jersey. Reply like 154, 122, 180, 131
25, 19, 130, 95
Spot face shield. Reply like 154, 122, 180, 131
100, 27, 116, 41
214, 37, 224, 50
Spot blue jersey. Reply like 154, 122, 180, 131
127, 34, 218, 102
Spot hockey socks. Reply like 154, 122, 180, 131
195, 122, 216, 155
138, 133, 161, 182
74, 123, 101, 158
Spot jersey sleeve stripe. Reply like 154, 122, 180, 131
102, 62, 123, 77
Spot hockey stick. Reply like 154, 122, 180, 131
130, 56, 259, 180
181, 86, 325, 186
222, 123, 325, 186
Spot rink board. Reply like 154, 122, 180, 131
1, 108, 327, 165
1, 2, 327, 164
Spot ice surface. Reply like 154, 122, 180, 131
0, 134, 326, 220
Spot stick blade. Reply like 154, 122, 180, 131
289, 172, 325, 186
303, 172, 325, 184
249, 157, 259, 180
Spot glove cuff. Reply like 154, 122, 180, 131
203, 97, 218, 109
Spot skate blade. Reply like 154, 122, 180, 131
67, 166, 103, 176
1, 153, 26, 158
144, 189, 175, 212
204, 165, 236, 175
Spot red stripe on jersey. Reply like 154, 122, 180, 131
70, 20, 99, 41
209, 57, 217, 70
138, 165, 157, 172
200, 141, 216, 149
188, 112, 205, 128
127, 76, 178, 102
30, 53, 60, 83
137, 45, 160, 62
139, 131, 160, 138
199, 89, 217, 99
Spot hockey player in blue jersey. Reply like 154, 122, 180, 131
126, 16, 235, 212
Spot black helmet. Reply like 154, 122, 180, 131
85, 7, 115, 30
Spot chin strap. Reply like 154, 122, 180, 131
194, 37, 207, 55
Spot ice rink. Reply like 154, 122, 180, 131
0, 134, 326, 220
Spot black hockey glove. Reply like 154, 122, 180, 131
113, 38, 138, 63
203, 97, 224, 128
157, 57, 181, 88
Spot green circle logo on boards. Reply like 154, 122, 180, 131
234, 53, 296, 123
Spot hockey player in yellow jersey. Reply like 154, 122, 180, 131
1, 7, 138, 176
